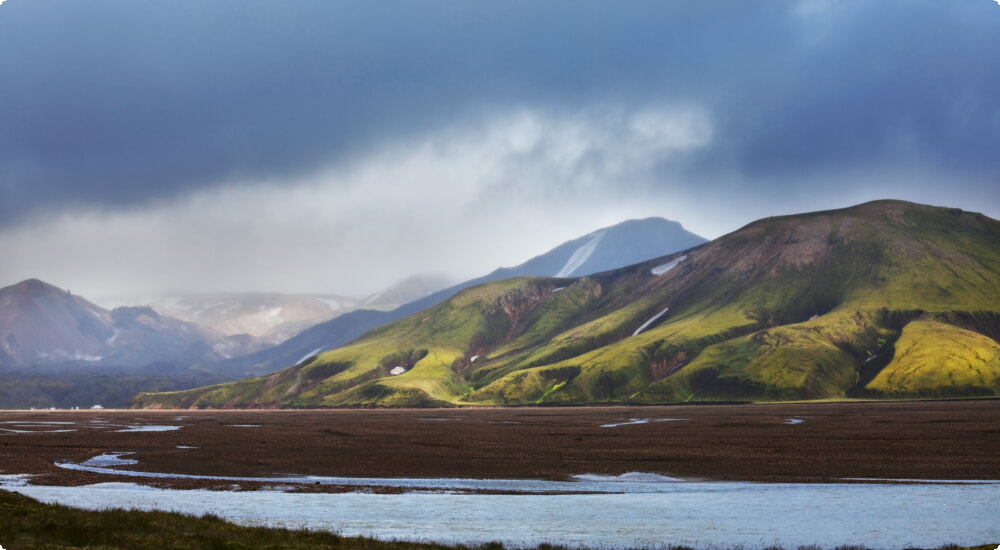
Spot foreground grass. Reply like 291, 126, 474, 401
0, 489, 994, 550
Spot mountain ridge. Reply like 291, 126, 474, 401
206, 216, 706, 377
132, 200, 1000, 409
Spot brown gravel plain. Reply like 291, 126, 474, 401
2, 400, 999, 492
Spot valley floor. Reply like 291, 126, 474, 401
1, 400, 999, 491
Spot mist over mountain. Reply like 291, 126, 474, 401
360, 274, 456, 309
132, 201, 1000, 409
138, 292, 360, 348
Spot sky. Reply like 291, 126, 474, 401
1, 0, 998, 303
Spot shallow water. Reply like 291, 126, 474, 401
6, 473, 998, 549
0, 420, 181, 433
600, 418, 687, 428
54, 456, 683, 494
115, 425, 182, 432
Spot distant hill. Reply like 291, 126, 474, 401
206, 217, 706, 378
133, 200, 1000, 409
0, 279, 263, 370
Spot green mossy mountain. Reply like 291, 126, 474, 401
131, 201, 1000, 408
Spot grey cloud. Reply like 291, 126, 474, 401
1, 0, 998, 297
699, 1, 1000, 181
0, 0, 915, 222
0, 104, 711, 300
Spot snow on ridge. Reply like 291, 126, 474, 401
555, 231, 605, 278
651, 254, 687, 276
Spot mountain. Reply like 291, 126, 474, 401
132, 200, 1000, 409
475, 217, 708, 280
0, 279, 109, 367
0, 279, 265, 370
204, 217, 706, 377
0, 279, 268, 408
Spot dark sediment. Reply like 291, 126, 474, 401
2, 400, 998, 492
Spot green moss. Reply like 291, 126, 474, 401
865, 318, 1000, 397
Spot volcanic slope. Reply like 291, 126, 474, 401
208, 216, 704, 378
132, 201, 1000, 408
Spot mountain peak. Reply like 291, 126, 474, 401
515, 216, 705, 280
8, 278, 67, 295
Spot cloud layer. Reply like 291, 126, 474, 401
0, 106, 714, 298
1, 1, 998, 301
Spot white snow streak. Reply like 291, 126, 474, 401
632, 307, 671, 337
555, 231, 605, 278
651, 254, 687, 276
296, 347, 327, 365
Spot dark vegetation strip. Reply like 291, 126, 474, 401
0, 489, 993, 550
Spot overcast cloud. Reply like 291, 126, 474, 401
1, 0, 998, 301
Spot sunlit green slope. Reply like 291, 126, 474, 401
131, 200, 1000, 408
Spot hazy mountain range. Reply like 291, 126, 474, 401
120, 274, 454, 349
132, 201, 1000, 409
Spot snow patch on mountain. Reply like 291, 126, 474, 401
651, 255, 687, 276
632, 307, 671, 337
555, 231, 605, 277
296, 347, 327, 366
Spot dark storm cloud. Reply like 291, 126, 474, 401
4, 0, 717, 221
705, 1, 1000, 183
8, 0, 996, 226
1, 0, 999, 299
